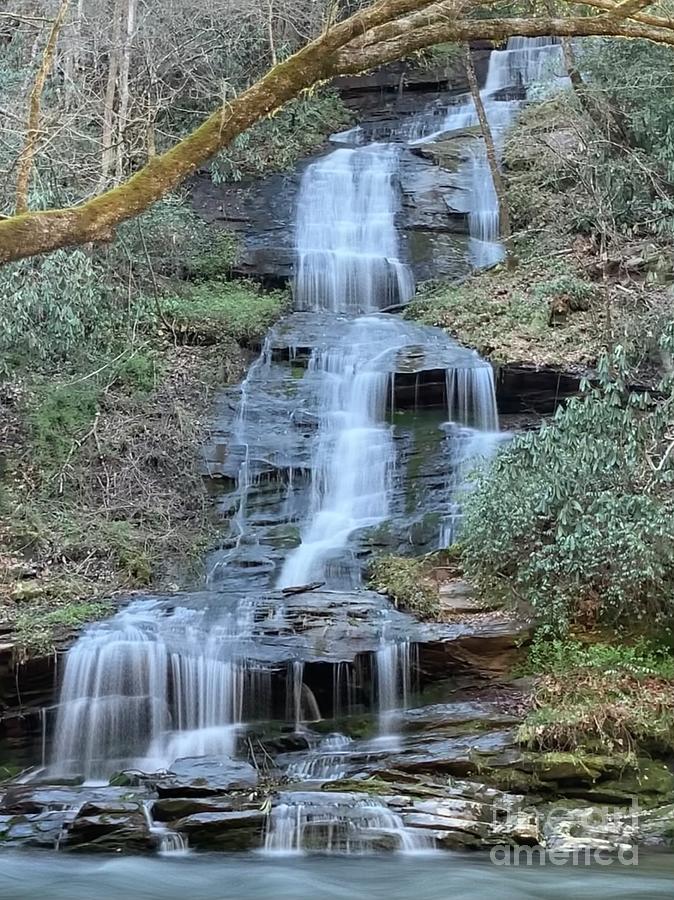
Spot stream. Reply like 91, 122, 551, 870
2, 852, 674, 900
0, 36, 660, 899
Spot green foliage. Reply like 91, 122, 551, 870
28, 382, 101, 469
523, 637, 674, 680
163, 280, 290, 344
184, 232, 239, 281
0, 251, 121, 373
368, 555, 440, 619
109, 197, 238, 280
579, 39, 674, 184
519, 638, 674, 755
506, 39, 674, 249
462, 343, 674, 633
113, 352, 161, 395
531, 274, 596, 310
210, 91, 353, 183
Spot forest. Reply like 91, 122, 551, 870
0, 0, 674, 897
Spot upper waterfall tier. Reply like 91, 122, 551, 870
413, 37, 567, 267
294, 144, 415, 313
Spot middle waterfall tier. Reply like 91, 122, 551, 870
294, 144, 415, 313
205, 312, 500, 591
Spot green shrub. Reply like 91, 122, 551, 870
185, 232, 239, 281
532, 274, 597, 311
0, 251, 121, 373
113, 352, 161, 394
461, 342, 674, 633
28, 382, 101, 469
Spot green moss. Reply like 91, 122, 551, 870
13, 598, 113, 657
163, 280, 290, 345
368, 555, 440, 619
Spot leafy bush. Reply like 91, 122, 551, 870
531, 274, 596, 311
461, 343, 674, 633
108, 197, 238, 280
163, 280, 289, 344
0, 251, 122, 373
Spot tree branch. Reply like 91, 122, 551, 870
609, 0, 658, 16
14, 0, 71, 214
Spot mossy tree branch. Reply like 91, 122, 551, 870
2, 0, 674, 266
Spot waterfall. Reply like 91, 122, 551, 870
294, 144, 415, 313
264, 791, 434, 854
41, 41, 524, 857
414, 37, 568, 266
50, 600, 266, 782
439, 364, 505, 547
277, 317, 404, 589
375, 638, 413, 740
446, 365, 499, 432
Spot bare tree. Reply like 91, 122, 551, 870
14, 0, 71, 213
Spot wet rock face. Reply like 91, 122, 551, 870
148, 757, 259, 797
172, 810, 266, 850
67, 810, 153, 853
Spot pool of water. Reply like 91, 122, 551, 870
1, 852, 672, 900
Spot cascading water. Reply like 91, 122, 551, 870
287, 734, 354, 782
264, 792, 434, 854
413, 37, 568, 266
37, 39, 536, 857
50, 600, 266, 782
375, 636, 413, 740
278, 316, 407, 589
294, 144, 414, 313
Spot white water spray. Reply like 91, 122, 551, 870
294, 144, 414, 313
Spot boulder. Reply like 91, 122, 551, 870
153, 757, 258, 797
172, 809, 266, 850
65, 812, 153, 853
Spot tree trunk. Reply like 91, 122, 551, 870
99, 0, 124, 190
14, 0, 71, 214
115, 0, 137, 182
463, 43, 514, 267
